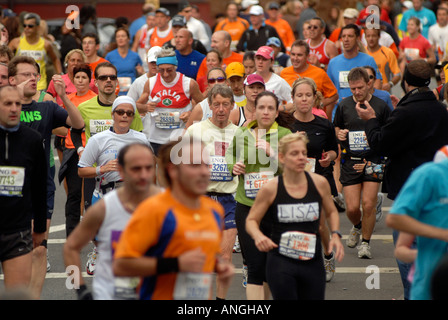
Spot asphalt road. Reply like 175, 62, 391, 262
0, 160, 405, 301
0, 82, 420, 301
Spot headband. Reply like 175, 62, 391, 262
403, 66, 431, 88
156, 56, 178, 66
112, 96, 137, 112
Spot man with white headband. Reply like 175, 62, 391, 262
136, 47, 204, 185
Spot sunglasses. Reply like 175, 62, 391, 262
114, 109, 135, 117
307, 25, 320, 30
97, 74, 118, 81
208, 77, 226, 84
23, 24, 36, 29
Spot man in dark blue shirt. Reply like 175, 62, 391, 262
174, 28, 205, 80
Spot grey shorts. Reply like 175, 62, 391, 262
0, 229, 33, 262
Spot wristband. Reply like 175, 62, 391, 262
77, 147, 85, 154
331, 230, 342, 239
388, 81, 394, 88
96, 166, 101, 176
156, 258, 179, 274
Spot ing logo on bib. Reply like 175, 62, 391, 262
162, 98, 173, 106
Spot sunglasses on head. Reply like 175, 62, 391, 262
23, 24, 35, 28
208, 77, 226, 84
97, 74, 118, 81
114, 109, 135, 117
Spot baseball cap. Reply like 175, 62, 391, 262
435, 61, 448, 69
244, 73, 265, 86
179, 1, 192, 12
249, 5, 264, 16
268, 2, 280, 10
156, 7, 170, 16
343, 8, 359, 19
226, 62, 245, 78
171, 15, 186, 27
255, 46, 275, 60
402, 1, 413, 9
147, 46, 162, 63
266, 37, 281, 48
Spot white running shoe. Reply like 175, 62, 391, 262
357, 242, 372, 259
324, 254, 336, 282
347, 226, 361, 248
86, 246, 98, 276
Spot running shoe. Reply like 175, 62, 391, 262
233, 236, 241, 253
376, 193, 384, 222
324, 254, 335, 282
242, 265, 248, 288
86, 246, 98, 276
333, 192, 346, 212
347, 226, 361, 248
357, 242, 372, 259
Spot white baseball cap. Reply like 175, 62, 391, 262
249, 5, 264, 16
147, 46, 162, 63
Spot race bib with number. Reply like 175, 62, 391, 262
244, 171, 274, 199
339, 71, 350, 88
209, 156, 233, 181
114, 277, 139, 300
155, 112, 181, 129
0, 166, 25, 197
90, 119, 113, 136
404, 48, 420, 61
173, 273, 212, 300
279, 231, 317, 260
348, 131, 369, 152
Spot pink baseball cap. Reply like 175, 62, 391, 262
244, 73, 265, 86
255, 46, 275, 60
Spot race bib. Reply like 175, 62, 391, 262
173, 273, 212, 300
118, 77, 132, 92
155, 112, 181, 129
306, 158, 316, 172
114, 277, 139, 300
209, 156, 233, 181
244, 171, 274, 199
0, 166, 25, 197
279, 231, 317, 260
90, 119, 113, 135
339, 71, 350, 88
404, 48, 420, 61
348, 131, 369, 152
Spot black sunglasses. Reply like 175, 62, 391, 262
114, 109, 135, 117
23, 24, 36, 28
307, 25, 320, 30
208, 77, 226, 84
97, 74, 118, 81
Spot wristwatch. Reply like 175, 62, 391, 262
331, 230, 342, 238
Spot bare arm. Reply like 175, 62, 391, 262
64, 200, 105, 286
246, 178, 278, 252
